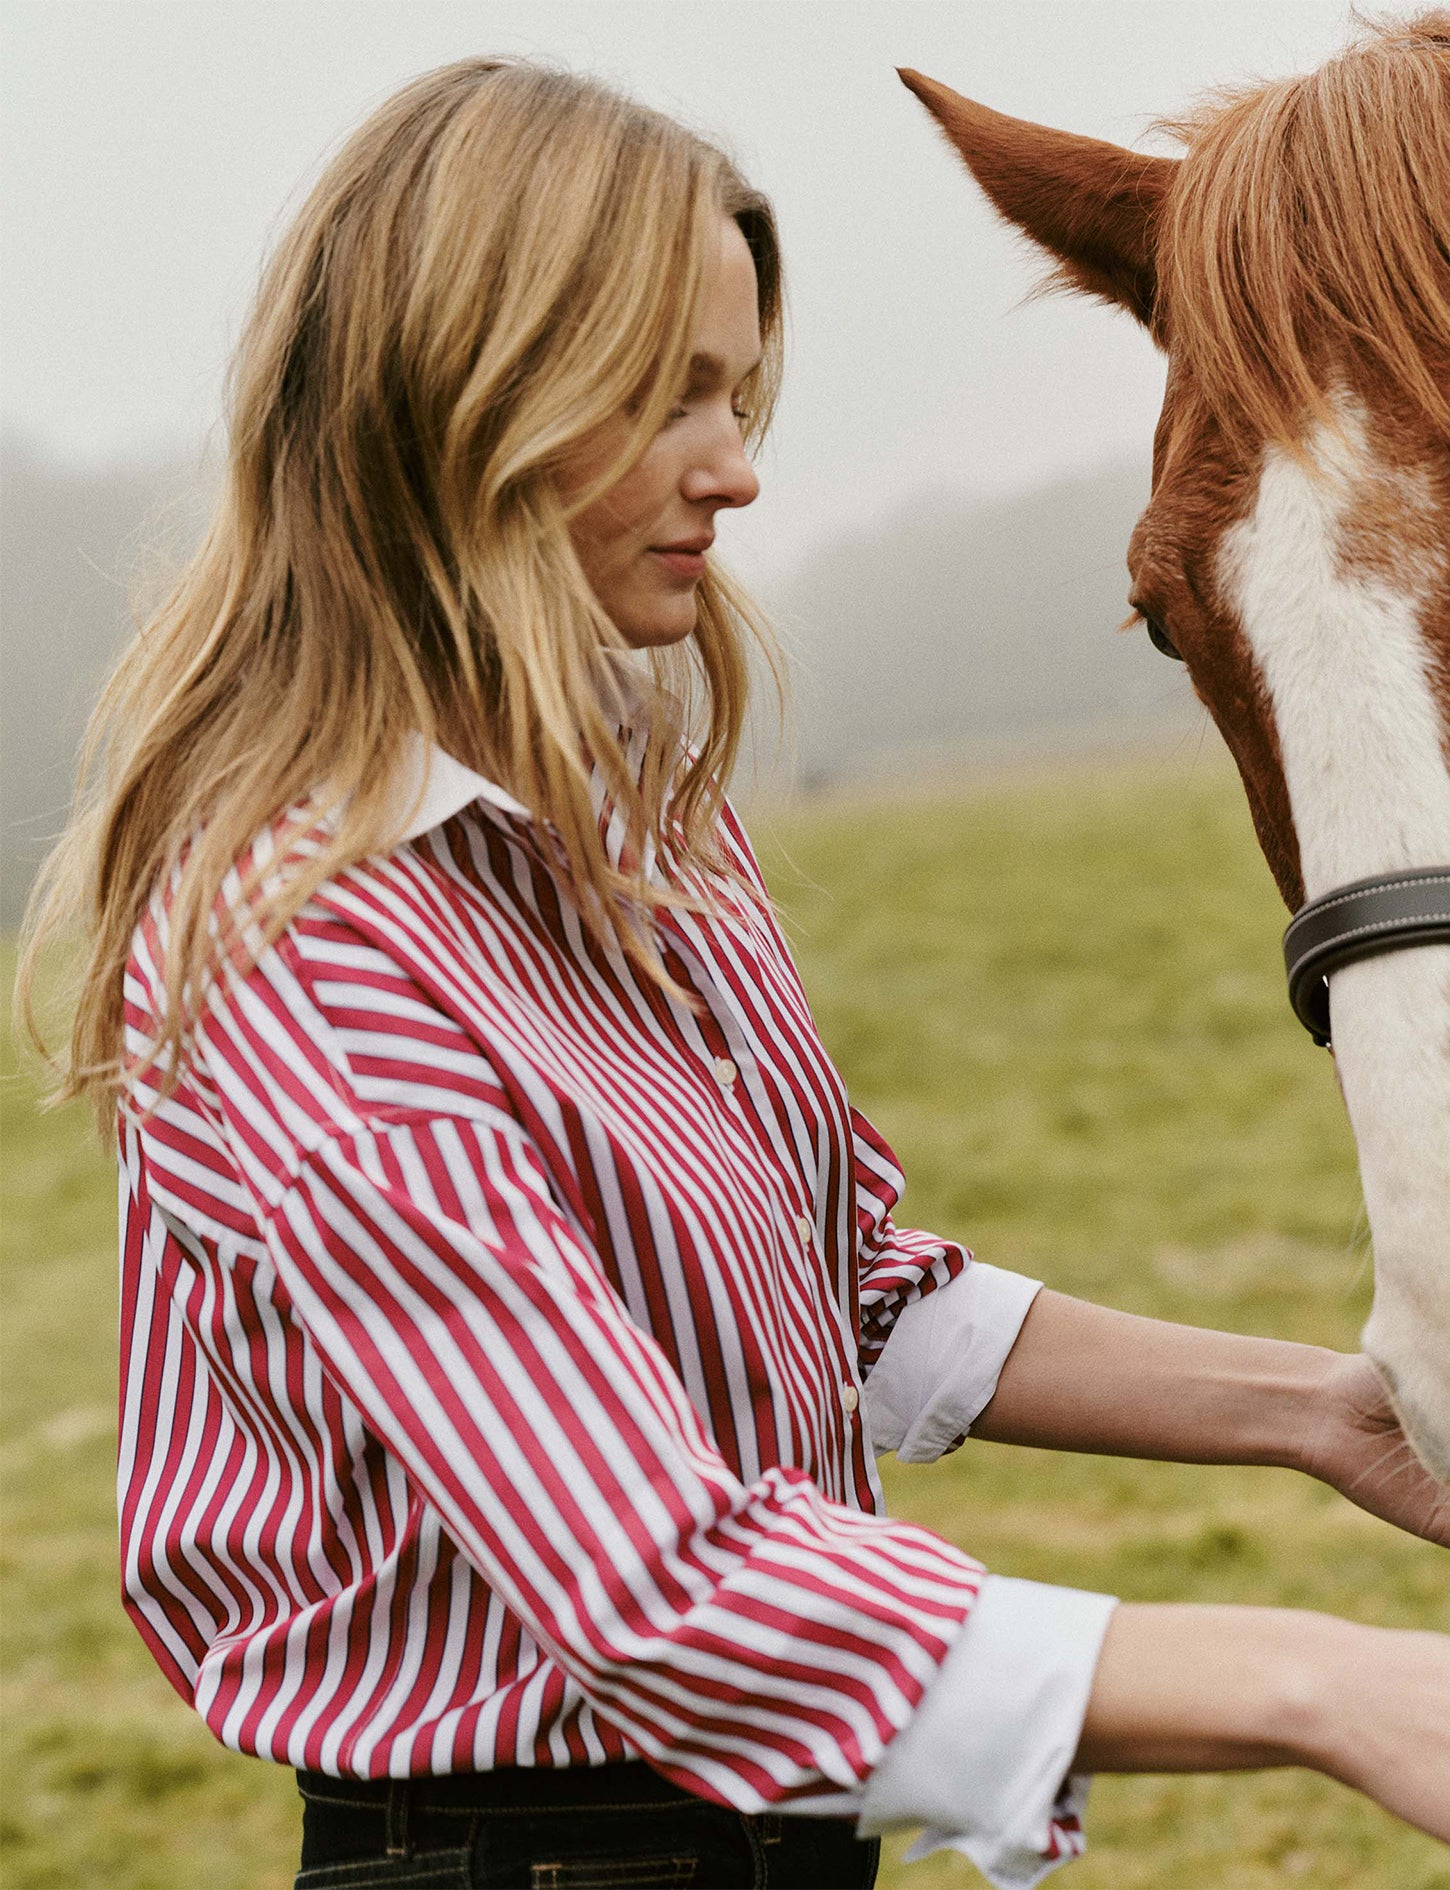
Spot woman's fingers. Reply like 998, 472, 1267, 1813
1301, 1353, 1450, 1547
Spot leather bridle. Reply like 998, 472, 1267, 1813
1283, 866, 1450, 1046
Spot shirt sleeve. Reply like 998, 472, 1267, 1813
864, 1261, 1043, 1462
850, 1106, 1042, 1447
178, 927, 986, 1815
851, 1104, 974, 1375
858, 1574, 1120, 1889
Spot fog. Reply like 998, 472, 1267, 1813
2, 1, 1360, 914
1, 436, 1200, 923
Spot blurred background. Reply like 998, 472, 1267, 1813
7, 7, 1448, 1890
4, 0, 1370, 917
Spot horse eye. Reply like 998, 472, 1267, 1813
1144, 613, 1184, 661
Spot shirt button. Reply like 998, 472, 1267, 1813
840, 1384, 860, 1415
712, 1057, 737, 1089
795, 1213, 812, 1245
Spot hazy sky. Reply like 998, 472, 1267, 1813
4, 0, 1360, 581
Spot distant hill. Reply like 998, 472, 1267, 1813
767, 462, 1202, 793
0, 438, 1203, 924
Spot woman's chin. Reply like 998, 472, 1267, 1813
613, 594, 700, 649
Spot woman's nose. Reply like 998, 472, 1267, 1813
683, 422, 760, 511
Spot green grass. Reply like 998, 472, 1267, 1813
4, 748, 1447, 1889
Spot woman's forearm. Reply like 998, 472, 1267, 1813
1075, 1604, 1450, 1841
1075, 1605, 1326, 1772
970, 1287, 1331, 1470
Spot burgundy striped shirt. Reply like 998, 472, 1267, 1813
117, 735, 1108, 1881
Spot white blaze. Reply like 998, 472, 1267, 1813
1220, 409, 1450, 1484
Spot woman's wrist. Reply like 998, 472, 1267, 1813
1239, 1340, 1341, 1476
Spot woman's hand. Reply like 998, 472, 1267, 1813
1297, 1352, 1450, 1547
1076, 1605, 1450, 1843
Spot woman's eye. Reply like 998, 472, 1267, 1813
659, 396, 750, 431
1143, 613, 1184, 661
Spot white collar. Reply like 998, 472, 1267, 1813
389, 732, 532, 842
385, 658, 652, 844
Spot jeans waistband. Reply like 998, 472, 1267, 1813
296, 1760, 698, 1819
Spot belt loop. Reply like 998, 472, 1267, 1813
384, 1778, 412, 1857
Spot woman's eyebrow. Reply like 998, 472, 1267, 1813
688, 349, 764, 386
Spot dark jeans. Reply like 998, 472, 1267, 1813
295, 1764, 881, 1890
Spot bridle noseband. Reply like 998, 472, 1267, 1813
1283, 866, 1450, 1046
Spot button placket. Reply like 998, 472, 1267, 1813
659, 926, 752, 1109
670, 921, 857, 1442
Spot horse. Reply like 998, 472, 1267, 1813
898, 12, 1450, 1486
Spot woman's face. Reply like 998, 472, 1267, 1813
567, 216, 763, 648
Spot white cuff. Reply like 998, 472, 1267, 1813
863, 1263, 1042, 1462
858, 1575, 1119, 1890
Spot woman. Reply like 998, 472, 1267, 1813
20, 57, 1448, 1890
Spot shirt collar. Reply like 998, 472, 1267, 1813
386, 658, 652, 845
390, 733, 532, 842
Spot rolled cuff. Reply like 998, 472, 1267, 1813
863, 1262, 1042, 1462
858, 1574, 1119, 1890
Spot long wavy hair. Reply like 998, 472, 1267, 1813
17, 58, 785, 1128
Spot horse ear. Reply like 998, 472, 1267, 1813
898, 68, 1176, 329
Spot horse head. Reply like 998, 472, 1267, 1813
900, 14, 1450, 1485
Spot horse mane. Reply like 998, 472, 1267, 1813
1157, 10, 1450, 450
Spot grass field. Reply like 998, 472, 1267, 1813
3, 747, 1447, 1889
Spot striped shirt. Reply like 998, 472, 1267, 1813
118, 734, 1108, 1880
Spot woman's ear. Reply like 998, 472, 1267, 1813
898, 68, 1177, 331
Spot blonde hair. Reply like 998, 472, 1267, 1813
1158, 10, 1450, 451
17, 58, 785, 1127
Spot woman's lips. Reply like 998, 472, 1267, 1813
649, 543, 711, 580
